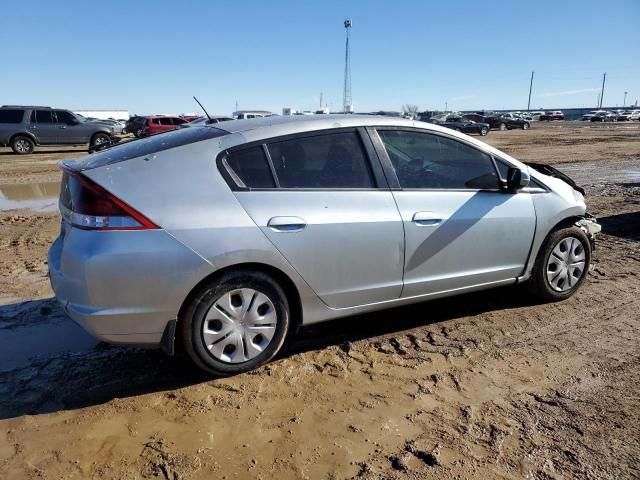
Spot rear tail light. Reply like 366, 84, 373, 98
58, 165, 158, 230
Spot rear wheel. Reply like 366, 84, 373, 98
528, 226, 591, 302
181, 270, 290, 376
480, 126, 489, 136
10, 136, 34, 154
522, 122, 530, 130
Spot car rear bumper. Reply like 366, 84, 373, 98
47, 222, 214, 347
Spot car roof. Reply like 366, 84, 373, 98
214, 114, 428, 136
1, 105, 52, 109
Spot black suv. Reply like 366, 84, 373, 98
0, 106, 115, 154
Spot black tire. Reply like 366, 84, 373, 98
181, 270, 290, 376
135, 128, 143, 138
480, 126, 489, 136
528, 225, 591, 302
522, 122, 530, 130
10, 135, 35, 154
499, 123, 507, 131
90, 132, 111, 147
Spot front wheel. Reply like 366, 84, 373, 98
499, 123, 507, 131
90, 133, 111, 147
522, 122, 530, 130
528, 226, 591, 302
480, 126, 489, 136
181, 270, 290, 376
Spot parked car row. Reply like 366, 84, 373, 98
581, 109, 640, 122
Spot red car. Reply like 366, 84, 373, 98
539, 110, 565, 121
140, 116, 188, 136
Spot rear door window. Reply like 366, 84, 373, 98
267, 131, 374, 188
32, 110, 55, 124
0, 109, 24, 123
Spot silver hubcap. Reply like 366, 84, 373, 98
15, 139, 30, 152
546, 236, 586, 292
202, 288, 277, 363
95, 136, 107, 145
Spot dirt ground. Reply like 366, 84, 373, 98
0, 122, 638, 479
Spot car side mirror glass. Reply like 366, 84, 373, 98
503, 167, 530, 191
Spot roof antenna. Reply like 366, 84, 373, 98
193, 96, 212, 122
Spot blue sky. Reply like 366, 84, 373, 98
2, 0, 639, 115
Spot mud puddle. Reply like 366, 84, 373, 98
0, 181, 60, 212
0, 299, 98, 373
550, 157, 640, 185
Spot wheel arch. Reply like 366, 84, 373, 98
90, 130, 112, 142
520, 214, 589, 283
177, 262, 303, 338
9, 132, 37, 146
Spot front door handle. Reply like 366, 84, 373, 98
267, 216, 307, 232
412, 211, 442, 226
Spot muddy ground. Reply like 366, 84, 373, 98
0, 122, 638, 479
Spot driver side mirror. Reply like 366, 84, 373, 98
502, 167, 530, 192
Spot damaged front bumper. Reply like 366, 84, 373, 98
576, 214, 602, 249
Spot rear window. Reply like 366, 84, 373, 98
64, 126, 229, 171
0, 109, 24, 124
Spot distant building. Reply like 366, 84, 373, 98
74, 109, 129, 120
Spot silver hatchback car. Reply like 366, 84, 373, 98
48, 115, 600, 375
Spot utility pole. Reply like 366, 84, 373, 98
235, 100, 238, 113
445, 102, 448, 112
342, 19, 352, 113
527, 71, 534, 111
623, 91, 628, 108
319, 92, 323, 109
599, 73, 606, 109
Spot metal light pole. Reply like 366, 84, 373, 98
342, 20, 352, 114
623, 91, 628, 108
599, 73, 606, 109
527, 71, 534, 111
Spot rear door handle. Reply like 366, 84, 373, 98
412, 211, 442, 226
267, 216, 307, 232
